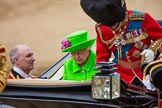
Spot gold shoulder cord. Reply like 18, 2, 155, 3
96, 13, 145, 48
0, 45, 9, 93
96, 23, 115, 49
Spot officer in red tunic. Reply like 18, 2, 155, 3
80, 0, 162, 86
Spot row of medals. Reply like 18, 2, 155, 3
114, 28, 148, 47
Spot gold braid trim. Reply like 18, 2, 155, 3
9, 72, 17, 79
149, 38, 162, 53
95, 13, 129, 49
128, 14, 144, 21
0, 44, 9, 93
95, 23, 115, 49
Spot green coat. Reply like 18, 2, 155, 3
63, 50, 97, 81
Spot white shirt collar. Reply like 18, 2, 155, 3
13, 66, 32, 79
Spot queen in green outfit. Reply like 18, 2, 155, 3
61, 30, 97, 81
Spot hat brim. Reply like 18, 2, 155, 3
62, 38, 95, 52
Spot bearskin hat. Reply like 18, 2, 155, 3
80, 0, 127, 26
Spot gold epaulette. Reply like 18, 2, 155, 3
149, 38, 162, 53
128, 14, 144, 20
0, 44, 8, 93
0, 45, 7, 70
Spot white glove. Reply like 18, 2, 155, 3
141, 49, 155, 63
142, 75, 156, 91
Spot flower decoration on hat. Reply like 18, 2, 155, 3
61, 39, 71, 50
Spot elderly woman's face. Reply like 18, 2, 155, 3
71, 48, 90, 67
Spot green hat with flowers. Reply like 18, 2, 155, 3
61, 30, 95, 52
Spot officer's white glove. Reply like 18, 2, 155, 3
142, 75, 156, 91
141, 49, 155, 63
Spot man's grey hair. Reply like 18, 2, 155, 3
10, 44, 32, 65
9, 46, 19, 65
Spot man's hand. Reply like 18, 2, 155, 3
141, 49, 155, 63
